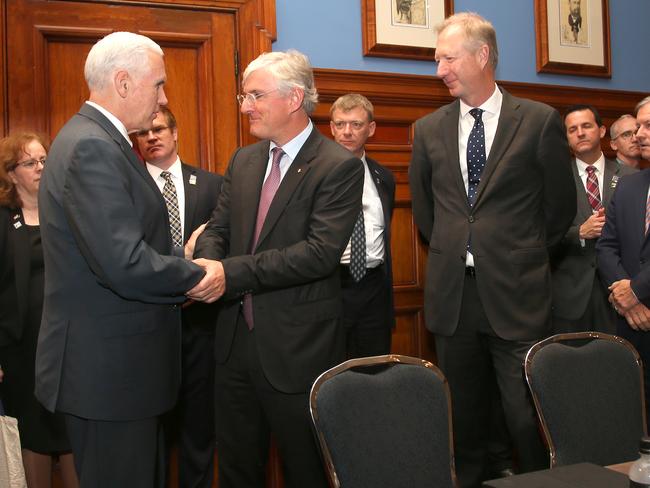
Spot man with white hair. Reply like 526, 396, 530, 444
36, 32, 224, 487
194, 50, 363, 488
598, 95, 650, 429
610, 114, 642, 169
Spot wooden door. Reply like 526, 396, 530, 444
5, 0, 244, 173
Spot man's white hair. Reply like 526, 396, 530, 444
243, 50, 318, 114
84, 32, 163, 91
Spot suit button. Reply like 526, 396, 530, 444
468, 216, 475, 223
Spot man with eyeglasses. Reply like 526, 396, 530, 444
552, 104, 636, 336
329, 94, 395, 358
135, 105, 222, 488
610, 114, 643, 169
193, 50, 363, 488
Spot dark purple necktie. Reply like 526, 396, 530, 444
242, 147, 285, 329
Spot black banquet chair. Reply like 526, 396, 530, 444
524, 331, 647, 467
309, 354, 457, 488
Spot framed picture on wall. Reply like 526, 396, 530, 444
361, 0, 454, 61
534, 0, 611, 77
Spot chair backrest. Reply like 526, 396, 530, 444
524, 332, 647, 467
309, 354, 457, 488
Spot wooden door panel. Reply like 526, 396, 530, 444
7, 0, 238, 172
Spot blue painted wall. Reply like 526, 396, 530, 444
272, 0, 649, 92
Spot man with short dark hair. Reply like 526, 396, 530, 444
409, 12, 575, 487
610, 114, 642, 169
135, 105, 222, 488
330, 93, 395, 358
552, 105, 635, 334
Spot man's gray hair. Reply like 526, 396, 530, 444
635, 96, 650, 116
243, 50, 318, 114
437, 12, 499, 70
84, 32, 163, 91
610, 114, 636, 139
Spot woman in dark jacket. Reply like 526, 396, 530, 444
0, 133, 78, 488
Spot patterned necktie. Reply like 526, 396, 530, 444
585, 166, 603, 212
161, 171, 183, 247
243, 146, 285, 329
467, 108, 486, 207
349, 210, 366, 282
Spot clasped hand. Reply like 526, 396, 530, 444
609, 279, 650, 330
186, 258, 226, 303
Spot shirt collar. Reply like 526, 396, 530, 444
270, 120, 314, 161
576, 153, 606, 176
459, 84, 502, 118
85, 101, 132, 146
146, 156, 182, 181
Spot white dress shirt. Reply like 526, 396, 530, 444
85, 101, 132, 146
458, 84, 503, 266
146, 157, 186, 238
340, 153, 386, 268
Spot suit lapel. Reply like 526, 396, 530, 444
473, 91, 522, 211
441, 102, 467, 200
638, 172, 650, 247
10, 210, 31, 328
254, 131, 317, 250
602, 158, 620, 206
181, 163, 198, 242
240, 143, 269, 251
367, 157, 391, 226
571, 160, 593, 223
78, 104, 165, 208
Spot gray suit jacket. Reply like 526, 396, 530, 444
552, 158, 636, 319
35, 103, 204, 420
409, 89, 576, 341
194, 126, 363, 393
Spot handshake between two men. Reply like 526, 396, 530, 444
183, 222, 225, 304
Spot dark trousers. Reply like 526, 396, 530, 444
340, 264, 392, 358
164, 327, 215, 488
65, 413, 165, 488
553, 274, 617, 334
435, 274, 548, 488
214, 314, 328, 488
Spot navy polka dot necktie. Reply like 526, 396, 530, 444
467, 108, 486, 207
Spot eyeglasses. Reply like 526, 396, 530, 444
135, 125, 170, 138
12, 157, 46, 170
332, 120, 368, 131
612, 130, 636, 140
236, 89, 279, 106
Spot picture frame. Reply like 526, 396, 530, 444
534, 0, 611, 77
361, 0, 454, 61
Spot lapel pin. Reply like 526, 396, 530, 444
13, 221, 22, 229
610, 175, 619, 189
189, 174, 197, 185
297, 168, 302, 173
